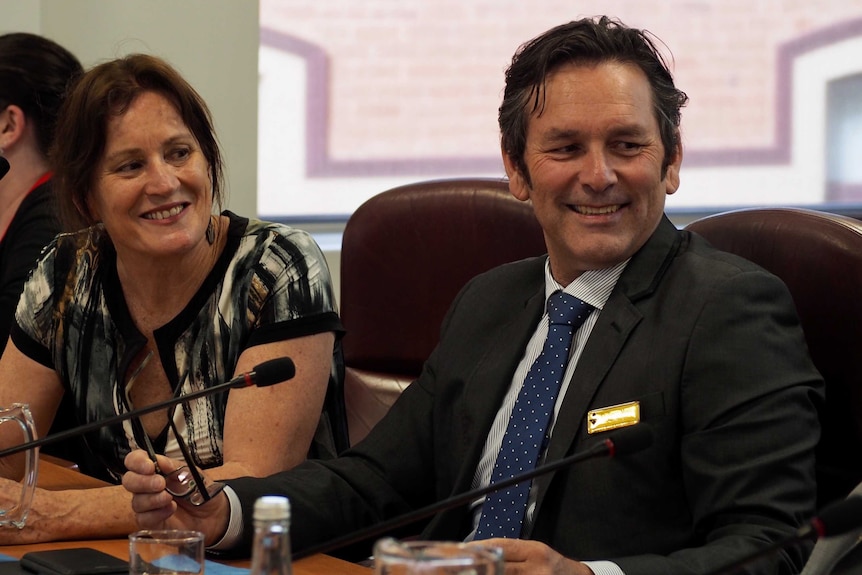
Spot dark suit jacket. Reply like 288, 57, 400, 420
228, 216, 823, 574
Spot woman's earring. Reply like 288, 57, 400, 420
206, 216, 215, 245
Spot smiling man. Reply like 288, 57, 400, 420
124, 17, 823, 575
505, 59, 681, 284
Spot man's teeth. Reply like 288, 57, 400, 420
575, 205, 620, 215
143, 205, 184, 220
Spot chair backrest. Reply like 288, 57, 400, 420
340, 178, 547, 445
685, 207, 862, 507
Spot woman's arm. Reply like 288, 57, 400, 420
213, 331, 335, 479
0, 340, 137, 544
0, 341, 64, 479
0, 481, 136, 543
0, 332, 335, 544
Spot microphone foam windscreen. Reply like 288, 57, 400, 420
818, 496, 862, 537
253, 357, 296, 387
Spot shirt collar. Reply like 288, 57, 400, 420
543, 257, 629, 311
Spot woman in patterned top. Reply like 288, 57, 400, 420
0, 54, 343, 543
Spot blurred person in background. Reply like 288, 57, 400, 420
0, 32, 82, 355
0, 32, 86, 471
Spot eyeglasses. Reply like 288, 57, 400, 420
158, 464, 224, 505
125, 352, 225, 506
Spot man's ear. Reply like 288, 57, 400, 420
502, 145, 531, 201
664, 137, 683, 196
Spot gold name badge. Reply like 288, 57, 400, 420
587, 400, 641, 434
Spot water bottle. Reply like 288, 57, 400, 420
249, 495, 293, 575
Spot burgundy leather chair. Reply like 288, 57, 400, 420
685, 207, 862, 507
340, 178, 547, 445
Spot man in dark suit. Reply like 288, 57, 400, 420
124, 16, 823, 575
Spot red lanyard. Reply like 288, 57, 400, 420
28, 171, 52, 193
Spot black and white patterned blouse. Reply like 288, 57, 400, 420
13, 211, 341, 482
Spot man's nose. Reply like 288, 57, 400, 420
580, 149, 617, 193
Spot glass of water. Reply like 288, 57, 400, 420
374, 538, 503, 575
129, 529, 204, 575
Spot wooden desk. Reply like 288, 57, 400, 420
36, 457, 110, 491
0, 540, 370, 574
1, 460, 372, 574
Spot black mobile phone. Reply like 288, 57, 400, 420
19, 548, 128, 575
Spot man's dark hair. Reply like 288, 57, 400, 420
499, 16, 689, 182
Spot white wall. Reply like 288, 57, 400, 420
0, 0, 259, 218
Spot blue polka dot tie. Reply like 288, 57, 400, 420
475, 291, 593, 539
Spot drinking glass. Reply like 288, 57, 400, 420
374, 538, 503, 575
0, 403, 39, 529
129, 529, 205, 575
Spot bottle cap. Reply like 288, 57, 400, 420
254, 495, 290, 521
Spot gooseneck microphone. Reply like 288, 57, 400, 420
0, 156, 10, 180
704, 496, 862, 575
292, 424, 654, 560
0, 357, 295, 459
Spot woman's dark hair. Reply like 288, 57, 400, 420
0, 32, 83, 157
499, 16, 689, 182
51, 54, 225, 231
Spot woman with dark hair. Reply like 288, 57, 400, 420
0, 33, 82, 355
0, 53, 342, 543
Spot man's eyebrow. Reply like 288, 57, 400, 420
606, 123, 650, 138
541, 128, 584, 142
539, 124, 650, 143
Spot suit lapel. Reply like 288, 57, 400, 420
424, 260, 546, 539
